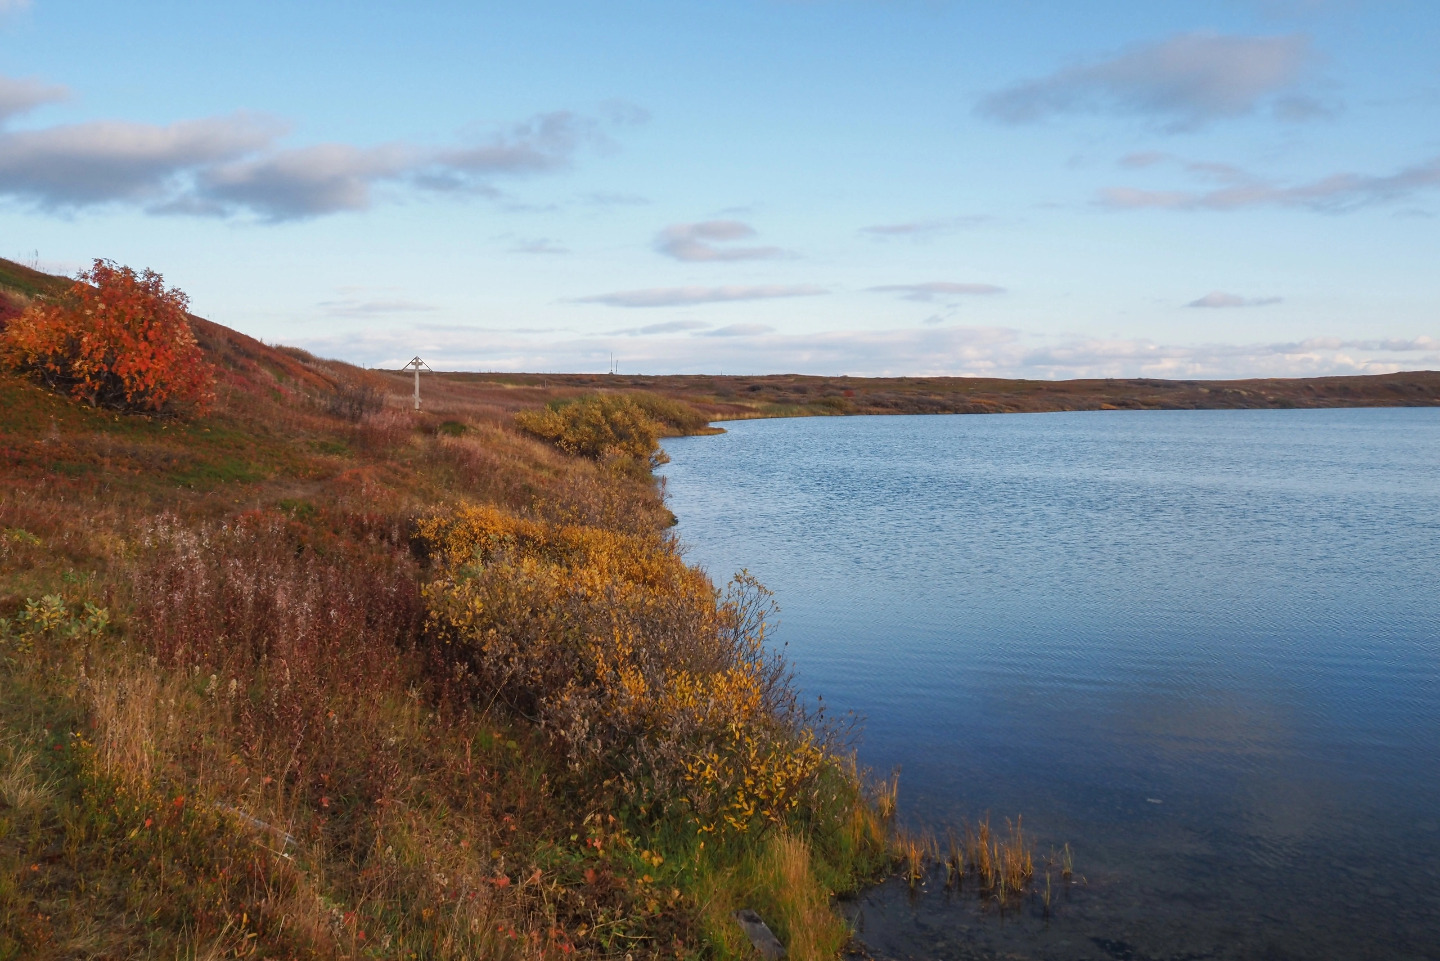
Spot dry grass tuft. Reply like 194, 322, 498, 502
893, 829, 937, 891
961, 815, 1038, 903
0, 735, 54, 811
759, 832, 849, 961
1000, 817, 1035, 894
872, 770, 899, 823
85, 661, 166, 791
945, 827, 964, 888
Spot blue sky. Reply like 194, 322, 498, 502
2, 0, 1437, 377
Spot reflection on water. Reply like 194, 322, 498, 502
659, 409, 1440, 961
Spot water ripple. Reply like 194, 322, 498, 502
661, 408, 1440, 961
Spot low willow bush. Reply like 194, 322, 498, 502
417, 504, 892, 957
627, 392, 713, 435
514, 392, 710, 467
417, 505, 822, 830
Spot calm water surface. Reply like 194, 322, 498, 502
659, 409, 1440, 961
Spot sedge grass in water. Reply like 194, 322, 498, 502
891, 814, 1056, 910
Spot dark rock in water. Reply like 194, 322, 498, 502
734, 909, 786, 959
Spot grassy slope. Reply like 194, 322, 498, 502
0, 264, 892, 960
0, 260, 69, 326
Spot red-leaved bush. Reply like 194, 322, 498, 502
0, 259, 215, 415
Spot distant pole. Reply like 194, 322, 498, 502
402, 356, 432, 411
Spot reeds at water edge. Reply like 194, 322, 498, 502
898, 832, 935, 890
945, 828, 964, 890
1039, 843, 1077, 917
873, 770, 899, 823
890, 813, 1065, 912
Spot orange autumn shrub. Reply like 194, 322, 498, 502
416, 504, 828, 834
1, 259, 214, 415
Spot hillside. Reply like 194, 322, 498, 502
0, 259, 68, 326
0, 264, 891, 960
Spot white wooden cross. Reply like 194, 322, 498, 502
402, 356, 432, 411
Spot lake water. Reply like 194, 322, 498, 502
658, 408, 1440, 961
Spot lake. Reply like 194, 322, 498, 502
659, 408, 1440, 961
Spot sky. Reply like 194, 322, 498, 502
1, 0, 1438, 378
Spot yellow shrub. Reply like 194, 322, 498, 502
514, 394, 669, 465
416, 506, 827, 835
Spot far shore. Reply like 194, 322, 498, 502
367, 367, 1440, 424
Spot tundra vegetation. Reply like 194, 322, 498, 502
2, 253, 1412, 957
0, 261, 893, 960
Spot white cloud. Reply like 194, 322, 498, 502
318, 297, 440, 318
859, 215, 992, 238
703, 323, 775, 337
608, 320, 711, 336
0, 112, 286, 208
0, 75, 639, 219
868, 282, 1006, 302
200, 142, 415, 219
977, 32, 1316, 131
1014, 335, 1440, 380
0, 74, 66, 122
1100, 153, 1440, 212
510, 237, 569, 255
1187, 291, 1283, 308
574, 284, 827, 308
438, 111, 607, 177
198, 111, 609, 220
289, 323, 1440, 380
291, 323, 1022, 376
0, 0, 33, 14
654, 221, 788, 262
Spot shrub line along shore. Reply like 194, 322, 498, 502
1, 257, 1435, 959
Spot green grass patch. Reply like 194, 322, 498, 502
436, 420, 468, 437
277, 498, 318, 519
167, 457, 267, 488
308, 438, 352, 456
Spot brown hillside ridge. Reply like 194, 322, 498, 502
394, 368, 1440, 421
